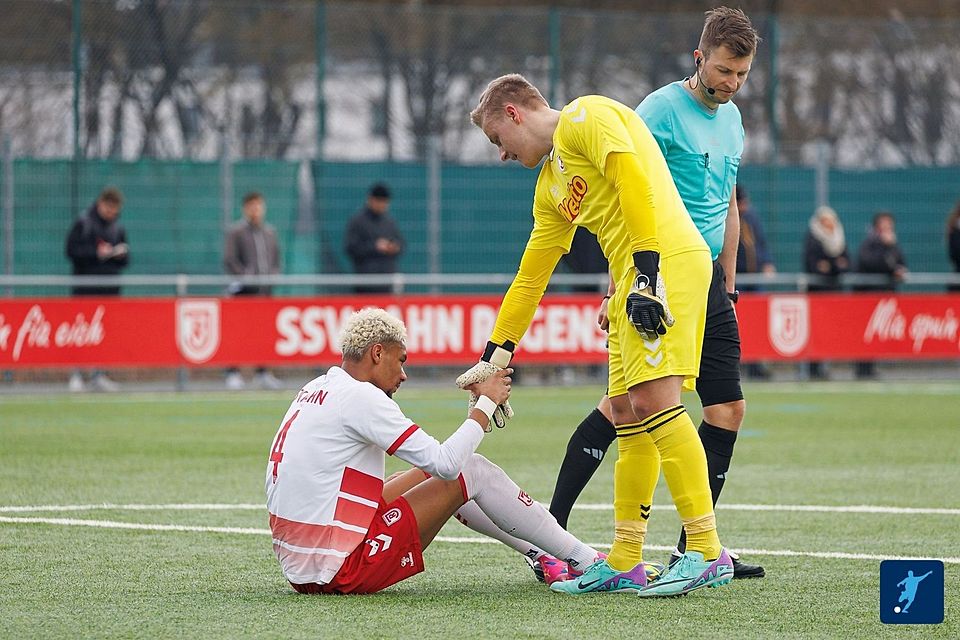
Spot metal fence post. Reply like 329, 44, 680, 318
427, 134, 442, 293
815, 139, 830, 208
219, 136, 233, 233
315, 0, 327, 160
3, 135, 13, 296
71, 0, 82, 221
548, 7, 562, 106
766, 4, 780, 163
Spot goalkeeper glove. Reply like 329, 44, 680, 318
456, 340, 515, 429
625, 250, 674, 341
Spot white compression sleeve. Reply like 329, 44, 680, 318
455, 500, 544, 561
459, 454, 599, 571
392, 419, 485, 481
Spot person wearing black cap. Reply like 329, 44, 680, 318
344, 183, 405, 294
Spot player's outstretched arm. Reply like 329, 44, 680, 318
456, 245, 564, 427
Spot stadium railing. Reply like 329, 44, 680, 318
2, 272, 959, 295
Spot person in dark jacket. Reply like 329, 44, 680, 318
947, 201, 960, 292
735, 186, 775, 379
803, 206, 849, 379
561, 227, 608, 293
65, 187, 129, 296
855, 211, 908, 378
64, 187, 129, 392
735, 186, 776, 287
223, 192, 283, 390
856, 211, 907, 291
344, 183, 404, 294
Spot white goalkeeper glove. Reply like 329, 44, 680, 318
456, 340, 515, 429
625, 251, 674, 341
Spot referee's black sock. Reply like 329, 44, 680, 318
676, 420, 738, 554
549, 409, 617, 529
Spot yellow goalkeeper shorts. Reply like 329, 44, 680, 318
607, 249, 711, 397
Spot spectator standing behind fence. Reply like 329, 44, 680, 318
947, 202, 960, 292
561, 227, 608, 293
803, 206, 849, 379
223, 192, 283, 391
64, 187, 129, 392
855, 211, 908, 379
735, 185, 776, 286
856, 211, 907, 290
344, 183, 404, 294
735, 185, 774, 379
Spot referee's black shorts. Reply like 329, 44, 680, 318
696, 261, 744, 407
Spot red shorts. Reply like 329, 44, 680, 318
291, 496, 424, 595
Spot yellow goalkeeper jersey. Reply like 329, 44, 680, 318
531, 95, 705, 282
490, 95, 707, 346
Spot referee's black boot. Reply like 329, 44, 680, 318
730, 550, 765, 579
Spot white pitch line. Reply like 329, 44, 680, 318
0, 503, 266, 513
573, 503, 960, 516
2, 516, 958, 565
0, 516, 268, 535
1, 502, 958, 515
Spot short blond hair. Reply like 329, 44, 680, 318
470, 73, 549, 128
339, 308, 407, 361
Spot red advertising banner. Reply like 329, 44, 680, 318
737, 293, 960, 361
1, 293, 958, 368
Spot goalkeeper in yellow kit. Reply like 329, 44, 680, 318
461, 74, 733, 596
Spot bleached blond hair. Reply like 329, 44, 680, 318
339, 307, 407, 361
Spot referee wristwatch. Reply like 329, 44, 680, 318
727, 290, 740, 304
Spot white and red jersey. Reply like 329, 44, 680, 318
265, 366, 484, 585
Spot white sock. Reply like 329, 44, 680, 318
459, 454, 598, 570
455, 501, 544, 562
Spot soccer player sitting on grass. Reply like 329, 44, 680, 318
265, 308, 602, 595
462, 74, 733, 596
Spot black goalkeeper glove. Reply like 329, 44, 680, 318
625, 251, 674, 341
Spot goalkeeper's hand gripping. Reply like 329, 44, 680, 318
456, 340, 515, 429
625, 250, 674, 341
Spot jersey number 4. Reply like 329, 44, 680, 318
269, 409, 300, 482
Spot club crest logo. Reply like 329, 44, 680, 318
768, 296, 809, 357
556, 154, 565, 173
382, 507, 403, 526
517, 491, 534, 507
176, 299, 221, 364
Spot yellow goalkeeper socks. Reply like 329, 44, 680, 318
606, 425, 660, 572
648, 406, 722, 560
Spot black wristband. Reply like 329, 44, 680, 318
482, 340, 515, 363
727, 290, 740, 304
632, 251, 660, 278
602, 294, 611, 300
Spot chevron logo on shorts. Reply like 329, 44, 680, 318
642, 337, 664, 367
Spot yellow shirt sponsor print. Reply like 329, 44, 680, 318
529, 95, 707, 284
